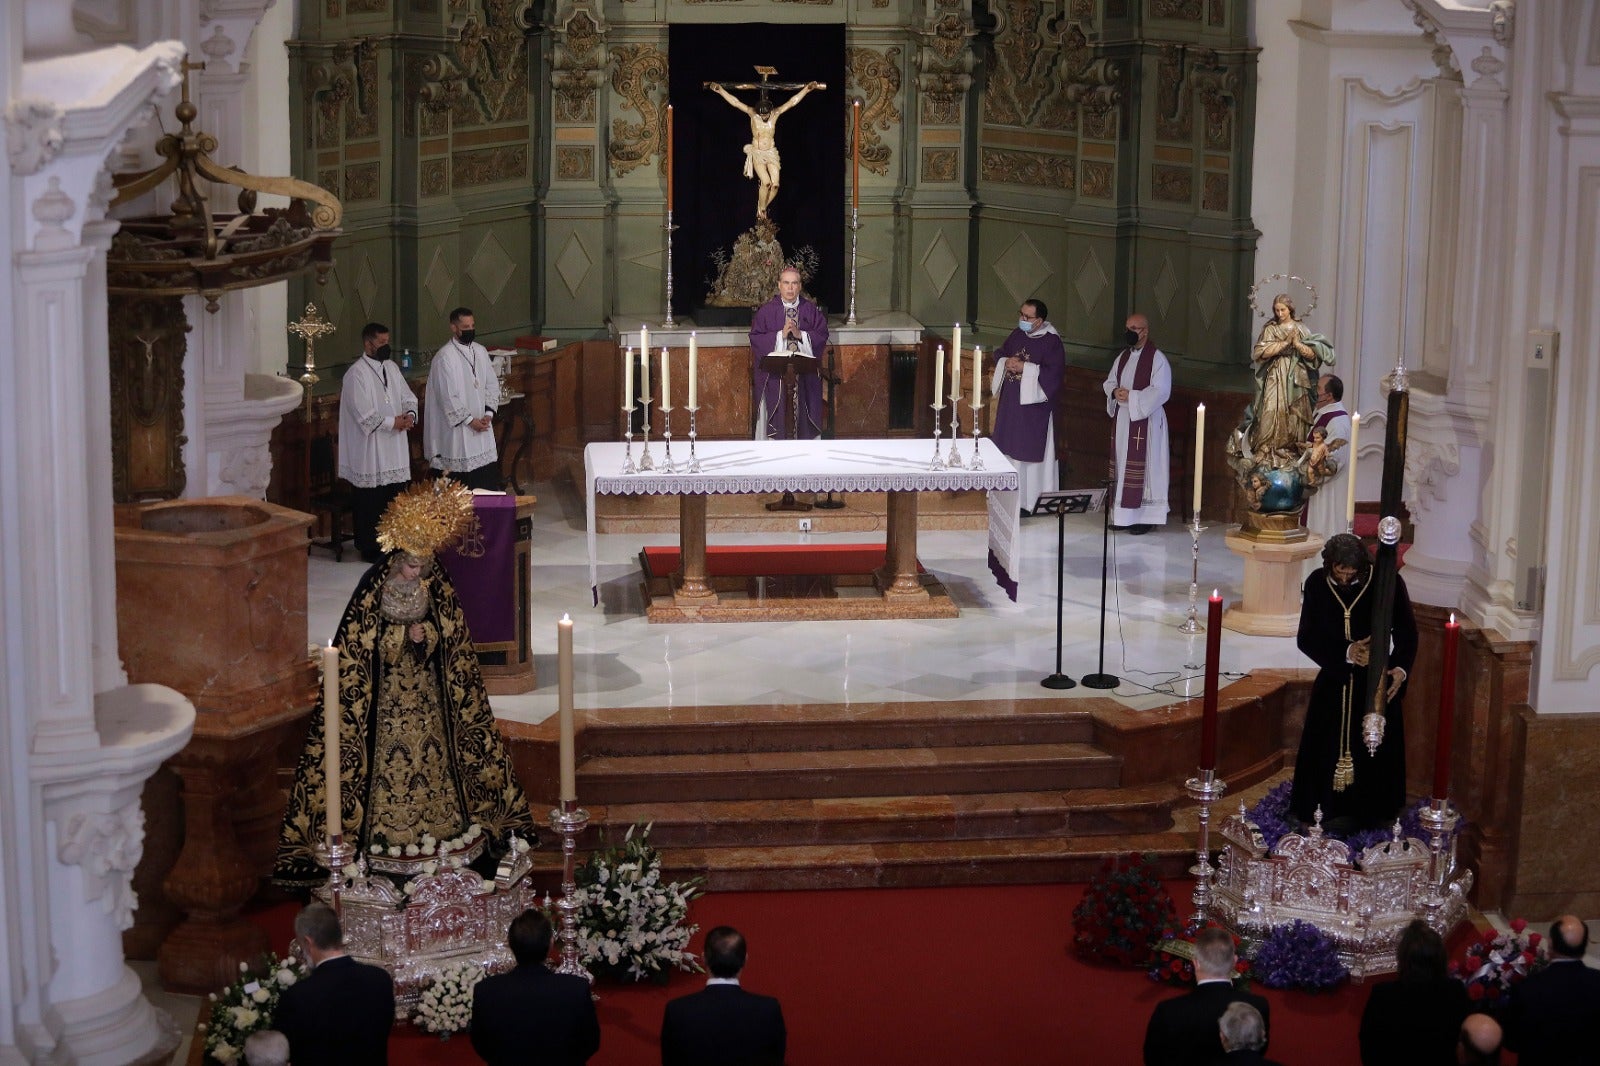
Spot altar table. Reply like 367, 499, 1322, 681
584, 439, 1020, 620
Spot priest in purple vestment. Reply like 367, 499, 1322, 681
749, 267, 829, 440
988, 298, 1066, 514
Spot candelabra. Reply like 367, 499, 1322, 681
317, 835, 354, 918
1417, 797, 1461, 915
944, 402, 964, 469
620, 402, 637, 475
638, 399, 655, 471
549, 801, 594, 983
1177, 514, 1207, 635
663, 215, 677, 328
661, 408, 677, 474
687, 406, 702, 473
845, 210, 860, 326
928, 404, 947, 470
967, 405, 985, 470
1184, 768, 1228, 924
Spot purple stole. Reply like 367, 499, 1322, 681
1113, 344, 1156, 511
1311, 406, 1342, 435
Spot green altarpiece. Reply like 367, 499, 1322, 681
286, 0, 1255, 383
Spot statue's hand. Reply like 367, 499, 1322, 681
703, 81, 720, 90
807, 80, 822, 91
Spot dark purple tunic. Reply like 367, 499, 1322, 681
989, 327, 1066, 463
749, 296, 829, 440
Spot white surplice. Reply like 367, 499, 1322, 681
991, 360, 1058, 512
425, 338, 501, 472
1305, 401, 1353, 570
1101, 345, 1172, 527
337, 354, 419, 487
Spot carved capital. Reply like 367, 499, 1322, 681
982, 5, 1118, 132
915, 4, 975, 124
5, 97, 65, 175
1403, 0, 1511, 89
552, 4, 606, 125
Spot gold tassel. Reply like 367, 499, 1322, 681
1332, 754, 1354, 792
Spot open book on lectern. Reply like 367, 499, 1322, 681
1034, 489, 1103, 515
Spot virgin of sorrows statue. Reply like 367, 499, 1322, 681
706, 74, 825, 220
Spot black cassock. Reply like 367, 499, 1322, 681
1289, 568, 1418, 829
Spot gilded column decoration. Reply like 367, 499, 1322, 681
845, 47, 901, 177
1153, 0, 1203, 19
345, 39, 379, 140
981, 147, 1075, 190
607, 43, 668, 177
344, 162, 380, 200
915, 0, 975, 126
421, 159, 449, 197
922, 147, 957, 182
982, 2, 1118, 133
552, 5, 605, 125
1202, 172, 1228, 212
1080, 159, 1112, 198
1156, 44, 1234, 145
1152, 163, 1192, 202
404, 0, 533, 137
452, 145, 529, 187
308, 48, 357, 149
556, 145, 594, 180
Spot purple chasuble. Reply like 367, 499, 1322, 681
749, 296, 829, 440
1112, 344, 1157, 511
989, 328, 1067, 464
1312, 406, 1342, 435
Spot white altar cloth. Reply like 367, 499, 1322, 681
583, 438, 1021, 604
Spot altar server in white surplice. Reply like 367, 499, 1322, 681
426, 305, 502, 491
339, 321, 419, 563
1101, 312, 1171, 533
1304, 373, 1353, 544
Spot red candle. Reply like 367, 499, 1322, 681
1433, 613, 1460, 800
1201, 590, 1223, 770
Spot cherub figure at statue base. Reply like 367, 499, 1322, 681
704, 218, 819, 308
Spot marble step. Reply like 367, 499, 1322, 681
592, 785, 1177, 848
579, 703, 1098, 757
577, 743, 1122, 804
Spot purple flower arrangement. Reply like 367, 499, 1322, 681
1252, 920, 1349, 991
1245, 784, 1462, 859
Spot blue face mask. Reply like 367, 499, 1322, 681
1018, 318, 1034, 332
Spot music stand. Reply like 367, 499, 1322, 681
761, 349, 819, 512
1037, 490, 1097, 690
1080, 480, 1120, 690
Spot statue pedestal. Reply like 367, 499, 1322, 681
1223, 530, 1325, 636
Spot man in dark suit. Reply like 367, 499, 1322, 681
661, 926, 785, 1066
471, 908, 600, 1066
1503, 914, 1600, 1064
273, 903, 395, 1066
1142, 928, 1271, 1066
1218, 1002, 1284, 1065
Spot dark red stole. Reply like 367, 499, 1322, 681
1112, 344, 1156, 510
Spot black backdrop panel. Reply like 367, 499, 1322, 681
668, 23, 845, 315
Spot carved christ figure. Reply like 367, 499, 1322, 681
705, 77, 825, 219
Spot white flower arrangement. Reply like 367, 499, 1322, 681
412, 961, 485, 1037
574, 822, 704, 982
198, 953, 307, 1065
368, 823, 483, 860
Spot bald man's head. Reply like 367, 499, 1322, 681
1550, 914, 1589, 958
1457, 1013, 1502, 1065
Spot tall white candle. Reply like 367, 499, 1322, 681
1192, 403, 1206, 518
322, 643, 342, 845
640, 342, 650, 404
688, 332, 698, 409
971, 344, 983, 410
1345, 412, 1361, 527
933, 345, 945, 409
660, 345, 672, 412
558, 614, 576, 803
640, 324, 649, 357
623, 345, 633, 409
952, 323, 961, 366
949, 330, 962, 402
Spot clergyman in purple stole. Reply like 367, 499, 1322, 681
1101, 312, 1172, 530
988, 298, 1066, 513
749, 267, 829, 440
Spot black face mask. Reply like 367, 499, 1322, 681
372, 343, 392, 361
458, 329, 476, 345
1125, 329, 1141, 347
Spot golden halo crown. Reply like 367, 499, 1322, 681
376, 478, 481, 558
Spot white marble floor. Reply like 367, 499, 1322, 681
308, 479, 1314, 727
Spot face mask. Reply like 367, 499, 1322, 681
1019, 319, 1034, 332
372, 344, 392, 361
1125, 329, 1141, 347
458, 329, 476, 345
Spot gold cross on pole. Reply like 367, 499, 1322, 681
288, 302, 337, 406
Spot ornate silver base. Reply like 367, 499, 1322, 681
687, 407, 702, 473
549, 802, 594, 983
1184, 769, 1227, 924
929, 404, 946, 470
638, 400, 655, 471
968, 418, 985, 470
1177, 516, 1208, 634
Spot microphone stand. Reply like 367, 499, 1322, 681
1081, 479, 1120, 689
1041, 496, 1077, 690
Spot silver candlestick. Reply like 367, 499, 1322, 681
967, 404, 985, 470
945, 401, 964, 468
845, 210, 860, 326
638, 399, 655, 471
687, 406, 702, 473
663, 215, 678, 328
929, 404, 947, 470
620, 403, 637, 475
1177, 514, 1208, 634
549, 800, 594, 983
1417, 797, 1461, 915
1184, 768, 1228, 924
316, 835, 354, 918
661, 408, 676, 474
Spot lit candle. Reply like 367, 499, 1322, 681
1433, 613, 1460, 800
950, 325, 962, 402
1345, 412, 1361, 527
623, 345, 634, 409
1201, 591, 1223, 771
660, 345, 672, 412
971, 344, 983, 411
558, 614, 576, 803
665, 104, 674, 214
933, 344, 945, 409
688, 332, 698, 409
322, 643, 342, 845
1192, 403, 1206, 520
851, 99, 861, 214
640, 340, 650, 405
640, 324, 649, 357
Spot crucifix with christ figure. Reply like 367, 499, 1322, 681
704, 67, 826, 220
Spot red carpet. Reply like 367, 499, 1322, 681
239, 883, 1401, 1065
641, 544, 924, 578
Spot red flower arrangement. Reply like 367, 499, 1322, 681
1149, 921, 1253, 987
1071, 854, 1176, 968
1449, 918, 1547, 1010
